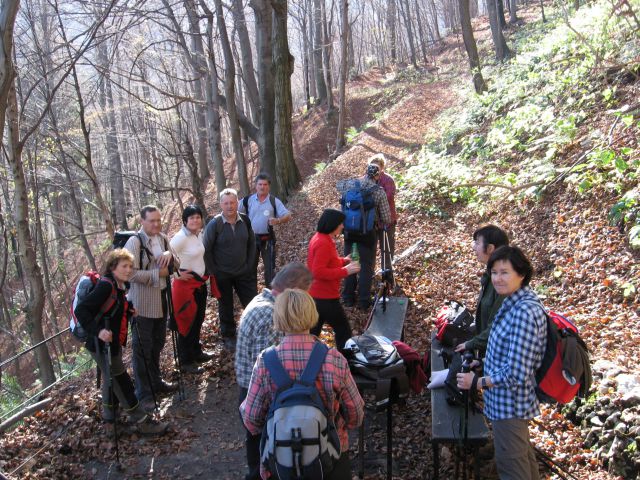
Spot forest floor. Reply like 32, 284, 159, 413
2, 5, 639, 480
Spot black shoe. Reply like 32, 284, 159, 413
194, 351, 214, 363
223, 337, 237, 352
155, 380, 178, 394
181, 363, 205, 374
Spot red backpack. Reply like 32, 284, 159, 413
536, 311, 591, 404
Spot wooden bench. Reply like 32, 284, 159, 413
430, 333, 489, 479
353, 296, 408, 480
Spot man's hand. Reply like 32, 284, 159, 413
159, 267, 169, 277
98, 329, 113, 343
455, 342, 467, 353
456, 372, 475, 391
157, 251, 173, 268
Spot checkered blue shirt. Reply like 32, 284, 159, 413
484, 287, 547, 421
235, 289, 283, 389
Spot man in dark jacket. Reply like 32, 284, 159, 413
456, 224, 509, 354
203, 188, 257, 351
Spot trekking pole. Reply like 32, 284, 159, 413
102, 319, 121, 468
267, 237, 275, 288
132, 317, 158, 411
165, 272, 185, 401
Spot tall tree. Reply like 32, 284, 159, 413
487, 0, 512, 61
272, 0, 301, 198
312, 0, 327, 103
387, 0, 397, 63
0, 0, 20, 143
335, 0, 349, 152
230, 0, 260, 125
459, 0, 487, 93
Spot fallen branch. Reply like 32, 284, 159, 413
457, 180, 547, 194
0, 398, 52, 433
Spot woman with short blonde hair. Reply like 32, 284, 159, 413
273, 289, 319, 333
241, 286, 365, 479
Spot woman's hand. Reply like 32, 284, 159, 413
98, 329, 113, 343
456, 372, 475, 390
345, 262, 361, 275
177, 270, 194, 281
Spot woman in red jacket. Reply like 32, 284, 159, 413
308, 209, 360, 353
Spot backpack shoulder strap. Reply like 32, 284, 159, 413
300, 342, 329, 386
97, 278, 118, 319
135, 233, 153, 270
263, 347, 293, 390
270, 195, 278, 219
242, 196, 250, 217
215, 215, 224, 236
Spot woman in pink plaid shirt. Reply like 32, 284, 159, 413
240, 289, 364, 479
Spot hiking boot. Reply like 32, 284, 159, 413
155, 380, 178, 394
195, 350, 214, 363
181, 363, 205, 374
133, 415, 168, 436
140, 398, 157, 414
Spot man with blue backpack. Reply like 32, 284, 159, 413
339, 163, 392, 310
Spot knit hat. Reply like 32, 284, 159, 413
317, 209, 345, 234
366, 163, 380, 178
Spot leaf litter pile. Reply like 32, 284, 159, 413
2, 23, 639, 480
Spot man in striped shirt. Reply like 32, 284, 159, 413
126, 205, 179, 412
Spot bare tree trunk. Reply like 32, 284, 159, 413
429, 0, 441, 41
321, 0, 335, 116
0, 0, 20, 143
487, 0, 512, 61
213, 0, 250, 196
497, 0, 507, 27
414, 1, 430, 64
540, 0, 546, 22
312, 0, 328, 103
272, 0, 301, 199
335, 0, 349, 152
5, 82, 55, 388
509, 0, 518, 23
459, 0, 487, 93
97, 41, 128, 230
231, 0, 260, 125
306, 0, 318, 101
399, 0, 418, 68
387, 0, 397, 64
250, 0, 277, 179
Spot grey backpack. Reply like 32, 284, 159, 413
260, 342, 341, 479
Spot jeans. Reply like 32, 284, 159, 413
342, 235, 376, 308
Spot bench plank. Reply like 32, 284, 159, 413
366, 296, 408, 341
430, 333, 489, 441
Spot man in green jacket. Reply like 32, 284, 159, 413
455, 225, 509, 354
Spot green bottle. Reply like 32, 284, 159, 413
351, 243, 360, 262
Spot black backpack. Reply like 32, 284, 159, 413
242, 194, 278, 238
112, 231, 168, 270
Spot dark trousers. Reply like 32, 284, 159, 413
239, 387, 261, 480
132, 308, 167, 402
342, 237, 376, 308
89, 348, 139, 422
255, 236, 276, 288
310, 298, 353, 354
177, 285, 207, 364
217, 274, 257, 338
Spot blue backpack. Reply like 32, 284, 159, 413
260, 342, 341, 479
340, 180, 376, 235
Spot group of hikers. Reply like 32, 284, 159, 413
74, 152, 550, 480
